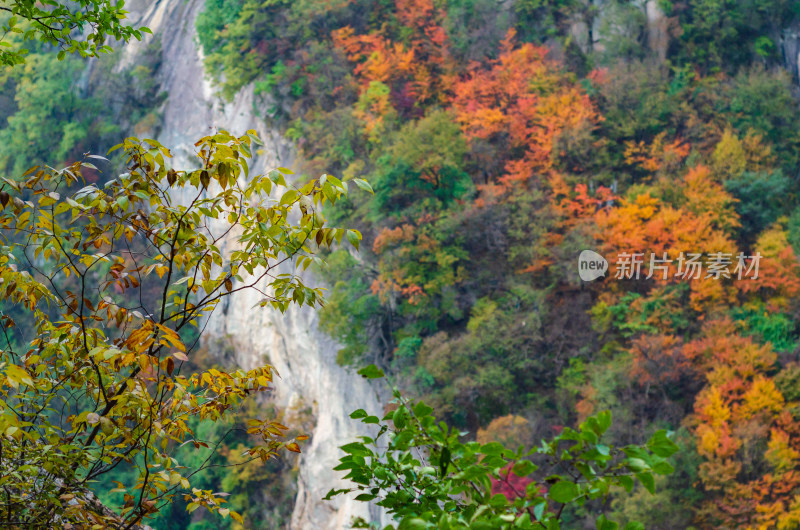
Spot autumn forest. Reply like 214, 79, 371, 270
1, 0, 800, 528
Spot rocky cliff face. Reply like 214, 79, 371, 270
782, 26, 800, 84
119, 0, 387, 527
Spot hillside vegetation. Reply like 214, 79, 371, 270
1, 0, 800, 526
194, 0, 800, 527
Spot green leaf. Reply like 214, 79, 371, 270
392, 407, 408, 429
624, 522, 645, 530
596, 514, 618, 530
652, 460, 674, 475
646, 430, 679, 458
596, 410, 612, 434
512, 460, 536, 477
357, 364, 384, 379
626, 458, 649, 472
398, 518, 429, 530
353, 178, 374, 194
323, 488, 350, 500
548, 481, 578, 503
617, 475, 634, 493
340, 442, 372, 457
412, 401, 433, 418
354, 493, 376, 501
346, 229, 361, 250
533, 501, 546, 521
480, 442, 505, 456
489, 493, 509, 508
636, 472, 655, 494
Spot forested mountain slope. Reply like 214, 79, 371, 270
191, 0, 800, 527
2, 0, 800, 527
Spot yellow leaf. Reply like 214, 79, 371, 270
6, 364, 33, 387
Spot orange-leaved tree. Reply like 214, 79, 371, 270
687, 319, 800, 528
0, 130, 367, 528
332, 0, 452, 111
451, 30, 600, 192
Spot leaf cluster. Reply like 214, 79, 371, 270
0, 0, 151, 66
0, 130, 364, 528
328, 370, 679, 530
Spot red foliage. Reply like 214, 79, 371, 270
629, 333, 691, 385
451, 31, 599, 189
491, 464, 534, 499
332, 0, 452, 112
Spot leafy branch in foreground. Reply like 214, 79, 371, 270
327, 366, 679, 530
0, 130, 365, 528
0, 0, 150, 66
